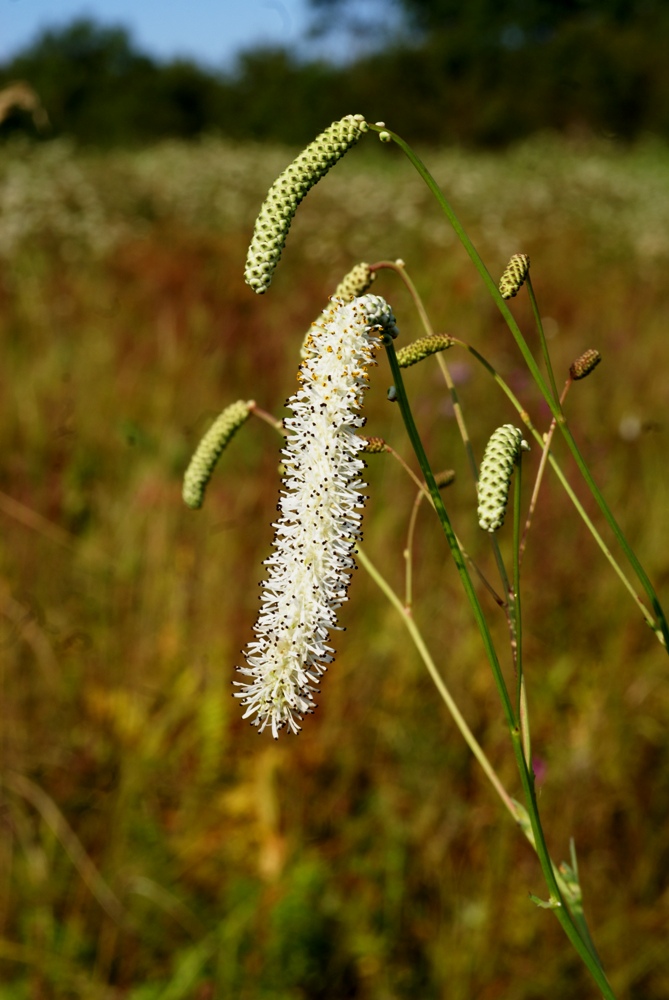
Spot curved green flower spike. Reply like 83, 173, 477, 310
478, 424, 529, 532
244, 115, 368, 294
183, 400, 253, 510
396, 333, 454, 368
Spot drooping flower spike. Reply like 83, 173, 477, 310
183, 400, 253, 510
477, 425, 529, 532
235, 294, 398, 737
244, 115, 368, 294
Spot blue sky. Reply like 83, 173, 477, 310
1, 0, 315, 68
0, 0, 391, 68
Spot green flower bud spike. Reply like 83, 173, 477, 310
570, 349, 601, 381
434, 469, 456, 489
333, 262, 376, 300
478, 425, 529, 532
244, 115, 368, 294
396, 333, 453, 368
499, 253, 530, 299
360, 436, 388, 454
183, 400, 253, 510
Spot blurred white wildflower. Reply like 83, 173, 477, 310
0, 141, 120, 259
235, 293, 397, 737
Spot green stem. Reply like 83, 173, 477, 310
381, 329, 615, 998
512, 454, 524, 723
383, 334, 515, 729
357, 544, 603, 968
356, 544, 515, 814
510, 738, 615, 997
454, 338, 660, 639
378, 124, 669, 652
526, 274, 561, 410
376, 257, 512, 599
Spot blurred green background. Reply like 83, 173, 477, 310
1, 3, 669, 998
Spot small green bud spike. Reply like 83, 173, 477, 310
183, 400, 253, 510
434, 469, 456, 489
569, 349, 601, 381
396, 333, 453, 368
360, 436, 388, 454
333, 262, 376, 300
499, 253, 530, 299
477, 425, 529, 532
244, 115, 368, 294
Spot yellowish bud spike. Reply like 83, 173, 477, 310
499, 253, 530, 299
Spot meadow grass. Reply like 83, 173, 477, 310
1, 135, 668, 998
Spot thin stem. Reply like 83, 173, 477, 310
452, 337, 661, 640
512, 453, 524, 715
526, 274, 561, 410
519, 379, 572, 567
356, 544, 516, 815
511, 458, 532, 769
381, 324, 615, 997
377, 123, 669, 652
375, 257, 512, 599
249, 402, 284, 433
404, 487, 423, 609
357, 544, 603, 982
383, 333, 515, 726
509, 735, 615, 996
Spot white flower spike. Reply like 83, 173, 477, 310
234, 294, 397, 737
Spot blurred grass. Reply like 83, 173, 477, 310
0, 133, 668, 999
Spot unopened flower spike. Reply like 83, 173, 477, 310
477, 425, 529, 532
499, 253, 530, 299
234, 294, 397, 738
434, 469, 456, 489
360, 436, 388, 454
183, 400, 253, 510
396, 333, 454, 368
301, 262, 376, 359
334, 262, 376, 300
244, 115, 368, 294
570, 349, 601, 381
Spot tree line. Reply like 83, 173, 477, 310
1, 5, 668, 148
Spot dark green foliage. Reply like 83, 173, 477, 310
2, 7, 669, 147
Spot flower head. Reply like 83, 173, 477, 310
234, 294, 397, 737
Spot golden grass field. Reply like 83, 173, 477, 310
1, 132, 669, 998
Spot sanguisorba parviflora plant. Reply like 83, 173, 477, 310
184, 116, 669, 998
234, 294, 397, 738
